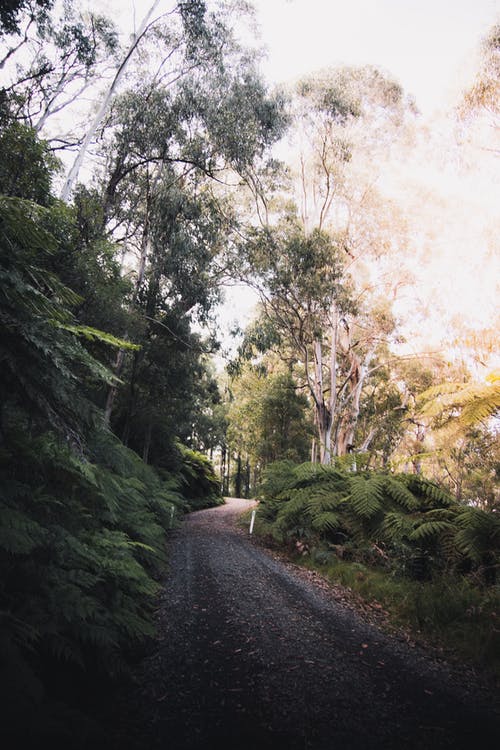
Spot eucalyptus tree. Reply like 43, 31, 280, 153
0, 0, 118, 143
238, 219, 354, 463
238, 66, 414, 463
94, 31, 287, 435
459, 21, 500, 140
0, 1, 53, 36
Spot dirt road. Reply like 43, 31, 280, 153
127, 498, 499, 749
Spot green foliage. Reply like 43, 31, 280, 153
225, 366, 313, 490
0, 195, 130, 444
0, 1, 52, 35
0, 426, 182, 739
0, 124, 59, 204
257, 461, 500, 585
455, 507, 500, 568
0, 121, 224, 743
177, 442, 223, 510
418, 370, 500, 428
55, 322, 140, 350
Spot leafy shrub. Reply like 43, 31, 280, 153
0, 425, 196, 744
177, 442, 223, 510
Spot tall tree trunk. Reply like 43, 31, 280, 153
311, 304, 338, 464
310, 437, 318, 463
226, 451, 231, 496
60, 0, 163, 201
120, 349, 142, 445
245, 458, 251, 498
143, 419, 153, 464
235, 452, 242, 498
336, 345, 376, 456
103, 201, 152, 425
220, 445, 226, 493
360, 427, 377, 452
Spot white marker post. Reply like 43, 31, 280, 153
170, 505, 175, 527
249, 509, 256, 535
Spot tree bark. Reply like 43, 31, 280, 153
143, 419, 153, 464
60, 0, 163, 201
235, 453, 242, 498
312, 304, 338, 464
103, 194, 152, 425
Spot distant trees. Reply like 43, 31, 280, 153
225, 51, 498, 515
460, 22, 500, 126
225, 362, 312, 493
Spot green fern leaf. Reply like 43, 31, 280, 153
409, 520, 455, 541
383, 476, 419, 510
311, 511, 341, 532
346, 475, 385, 518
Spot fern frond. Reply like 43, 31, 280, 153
311, 511, 342, 533
46, 635, 84, 668
0, 507, 45, 553
455, 507, 500, 560
409, 519, 455, 542
0, 196, 57, 255
54, 323, 141, 351
401, 475, 454, 508
346, 475, 385, 518
418, 373, 500, 426
378, 511, 413, 541
383, 476, 419, 511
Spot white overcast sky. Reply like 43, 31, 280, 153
248, 0, 499, 114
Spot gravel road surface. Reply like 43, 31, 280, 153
127, 498, 499, 750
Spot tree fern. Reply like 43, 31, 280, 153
455, 507, 500, 562
418, 370, 500, 427
382, 476, 419, 511
311, 511, 342, 533
399, 474, 454, 508
256, 460, 491, 581
346, 474, 385, 519
377, 510, 414, 543
1, 195, 139, 447
409, 518, 456, 542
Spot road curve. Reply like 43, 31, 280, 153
128, 498, 499, 750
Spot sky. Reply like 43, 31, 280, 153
248, 0, 499, 116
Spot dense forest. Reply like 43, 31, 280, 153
0, 0, 498, 745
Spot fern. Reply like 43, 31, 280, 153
256, 460, 493, 582
409, 519, 456, 542
346, 474, 385, 519
455, 507, 500, 561
377, 511, 414, 542
418, 371, 500, 427
311, 511, 342, 533
382, 476, 419, 511
400, 474, 454, 508
54, 322, 140, 351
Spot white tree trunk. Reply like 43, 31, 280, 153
60, 0, 163, 201
312, 304, 338, 465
